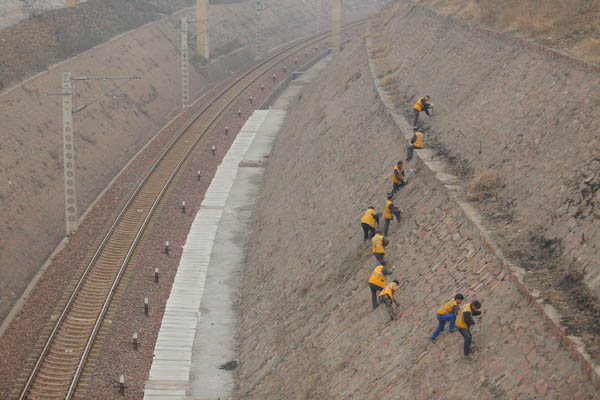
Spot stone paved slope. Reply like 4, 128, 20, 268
236, 34, 599, 399
371, 1, 599, 297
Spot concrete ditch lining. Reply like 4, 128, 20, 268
366, 30, 600, 391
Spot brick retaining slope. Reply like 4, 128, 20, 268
236, 36, 599, 398
373, 1, 599, 297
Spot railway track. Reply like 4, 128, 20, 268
14, 21, 365, 400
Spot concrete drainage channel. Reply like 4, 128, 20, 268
365, 32, 600, 391
143, 55, 332, 400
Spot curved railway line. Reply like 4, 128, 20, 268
14, 21, 365, 400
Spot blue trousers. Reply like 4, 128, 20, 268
431, 313, 456, 339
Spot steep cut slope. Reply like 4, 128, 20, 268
0, 0, 377, 324
369, 0, 599, 353
236, 33, 599, 398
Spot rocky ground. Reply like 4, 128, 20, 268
234, 14, 599, 400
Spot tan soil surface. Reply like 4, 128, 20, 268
235, 33, 599, 398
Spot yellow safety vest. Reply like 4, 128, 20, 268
437, 299, 458, 315
383, 200, 393, 220
413, 131, 423, 148
378, 282, 395, 302
372, 233, 386, 254
392, 165, 404, 184
368, 265, 386, 288
361, 209, 376, 227
456, 303, 473, 329
414, 98, 425, 112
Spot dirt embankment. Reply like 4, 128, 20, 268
0, 0, 375, 324
417, 0, 600, 65
236, 35, 599, 398
370, 0, 599, 352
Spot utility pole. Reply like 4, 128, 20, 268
181, 17, 190, 109
50, 74, 139, 236
331, 0, 342, 53
21, 0, 32, 18
61, 72, 77, 236
196, 0, 209, 59
255, 0, 263, 59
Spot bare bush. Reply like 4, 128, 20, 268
464, 169, 503, 201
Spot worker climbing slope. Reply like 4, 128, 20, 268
412, 95, 432, 127
391, 160, 406, 195
456, 300, 483, 356
360, 206, 380, 242
371, 230, 388, 264
430, 293, 464, 341
407, 128, 423, 161
378, 280, 401, 320
383, 193, 401, 236
367, 262, 394, 309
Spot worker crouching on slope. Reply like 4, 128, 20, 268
430, 293, 464, 341
407, 128, 423, 161
361, 206, 380, 242
383, 193, 401, 236
368, 262, 394, 309
371, 230, 389, 264
391, 160, 406, 195
456, 300, 483, 356
378, 280, 401, 320
413, 95, 432, 127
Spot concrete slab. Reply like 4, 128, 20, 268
145, 52, 331, 400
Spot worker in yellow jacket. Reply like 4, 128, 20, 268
413, 95, 432, 127
360, 206, 380, 242
430, 293, 464, 341
407, 128, 424, 161
383, 193, 401, 236
378, 280, 401, 320
456, 300, 483, 356
367, 262, 393, 309
391, 160, 406, 195
371, 230, 388, 264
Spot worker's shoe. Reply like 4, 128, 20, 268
449, 329, 456, 333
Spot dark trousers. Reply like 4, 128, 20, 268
407, 145, 417, 161
413, 108, 430, 127
369, 283, 383, 309
458, 328, 472, 355
361, 223, 374, 241
392, 181, 405, 194
413, 108, 420, 127
373, 252, 385, 264
383, 218, 391, 236
381, 294, 397, 319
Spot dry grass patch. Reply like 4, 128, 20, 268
571, 38, 600, 65
465, 169, 503, 201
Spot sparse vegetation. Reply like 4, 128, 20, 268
464, 169, 503, 201
417, 0, 600, 64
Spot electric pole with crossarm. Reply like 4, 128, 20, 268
49, 74, 139, 236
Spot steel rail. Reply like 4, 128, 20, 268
18, 20, 366, 400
